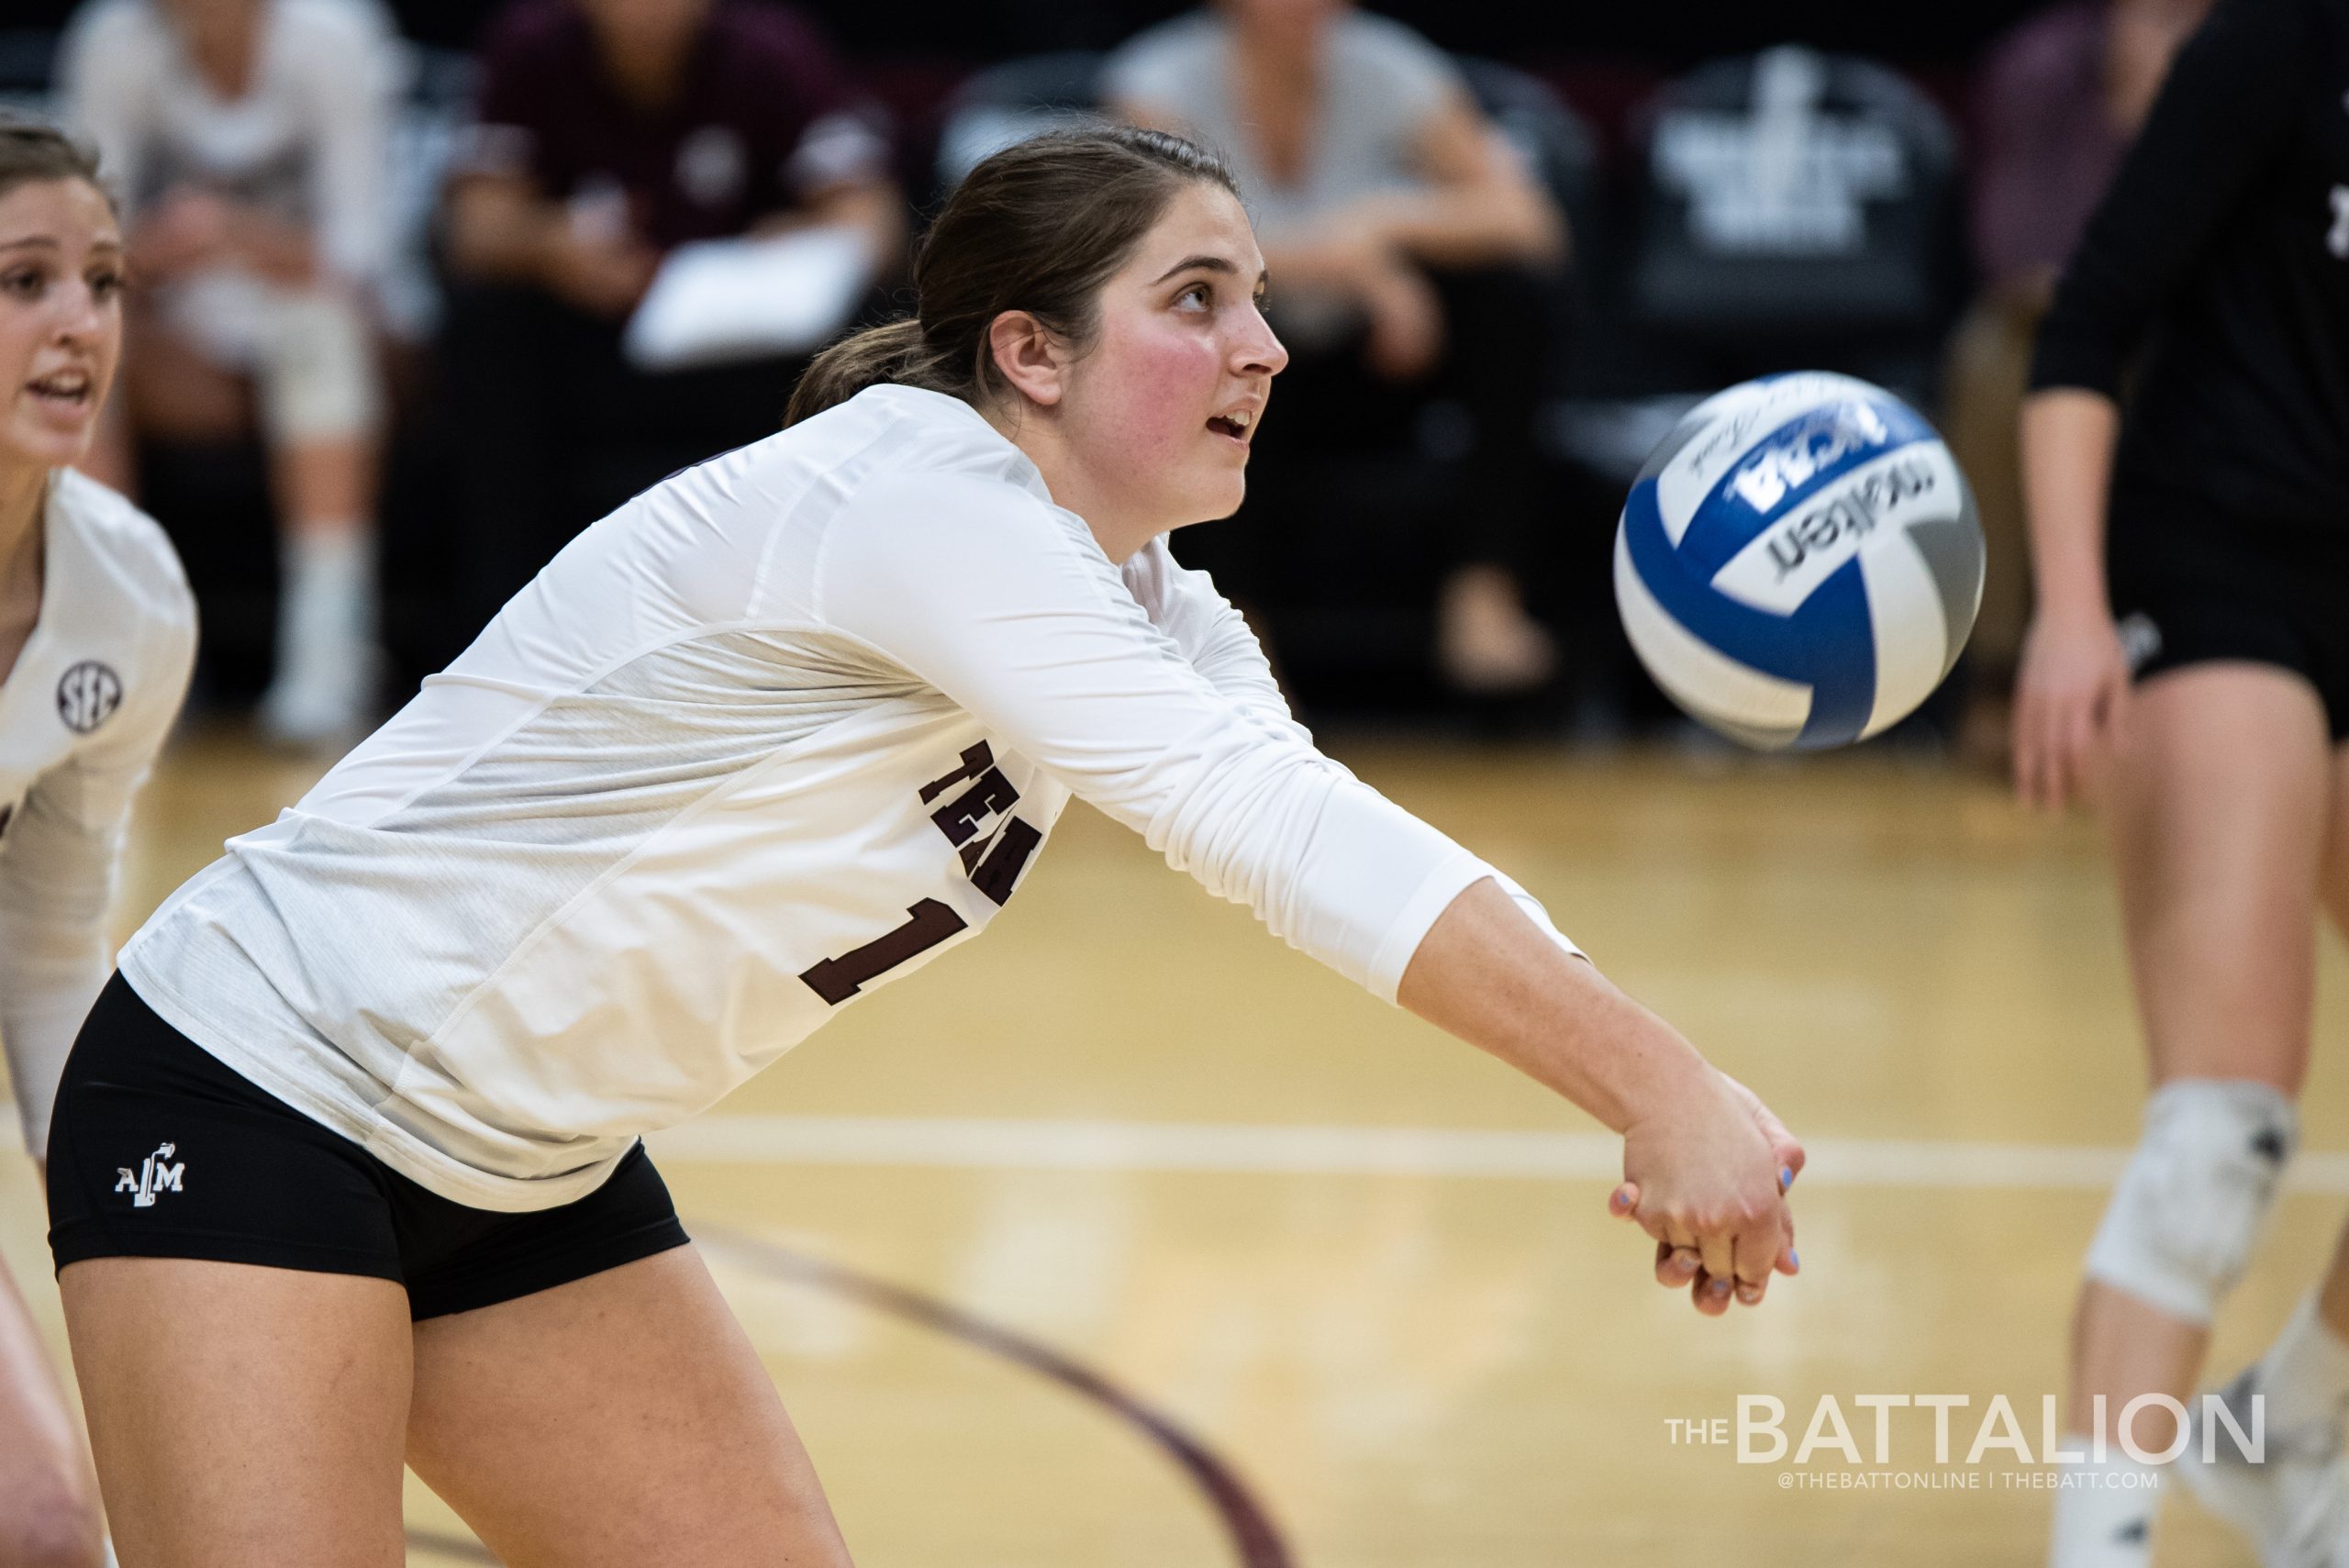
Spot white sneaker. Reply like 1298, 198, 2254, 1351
2177, 1367, 2345, 1568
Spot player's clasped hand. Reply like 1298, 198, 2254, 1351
1609, 1070, 1802, 1316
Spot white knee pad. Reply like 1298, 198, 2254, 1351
2085, 1079, 2296, 1325
254, 288, 382, 446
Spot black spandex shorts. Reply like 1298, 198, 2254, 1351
2108, 484, 2349, 740
46, 973, 691, 1319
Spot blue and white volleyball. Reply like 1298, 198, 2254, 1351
1613, 373, 1984, 750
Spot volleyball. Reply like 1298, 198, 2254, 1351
1612, 373, 1984, 750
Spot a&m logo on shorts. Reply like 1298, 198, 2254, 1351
115, 1141, 184, 1208
56, 661, 122, 735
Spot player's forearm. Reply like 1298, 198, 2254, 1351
2020, 388, 2121, 622
1362, 183, 1564, 270
760, 183, 905, 272
0, 908, 107, 1156
224, 205, 323, 286
445, 177, 564, 284
1396, 877, 1710, 1136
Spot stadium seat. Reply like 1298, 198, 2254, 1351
1549, 44, 1964, 490
1631, 44, 1960, 347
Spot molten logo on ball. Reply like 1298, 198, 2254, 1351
1761, 457, 1939, 584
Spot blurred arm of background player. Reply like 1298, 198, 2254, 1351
129, 189, 325, 289
1397, 879, 1802, 1314
1118, 86, 1564, 381
2014, 387, 2127, 811
1286, 93, 1565, 271
749, 183, 904, 259
444, 170, 900, 321
444, 170, 658, 319
2012, 0, 2288, 812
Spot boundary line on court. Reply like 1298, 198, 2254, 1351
697, 1226, 1294, 1568
383, 1229, 1301, 1568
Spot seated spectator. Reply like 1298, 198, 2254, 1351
1943, 0, 2209, 702
59, 0, 402, 744
1107, 0, 1567, 695
440, 0, 898, 633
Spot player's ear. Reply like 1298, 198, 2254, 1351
985, 310, 1068, 407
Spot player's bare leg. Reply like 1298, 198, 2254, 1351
0, 1260, 103, 1568
406, 1246, 852, 1567
59, 1258, 412, 1568
2055, 662, 2331, 1567
2293, 730, 2349, 1357
2169, 728, 2349, 1565
259, 431, 379, 740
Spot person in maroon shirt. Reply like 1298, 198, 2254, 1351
435, 0, 900, 633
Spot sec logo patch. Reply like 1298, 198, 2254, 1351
57, 661, 123, 735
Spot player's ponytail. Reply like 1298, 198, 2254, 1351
787, 317, 951, 427
0, 113, 110, 208
785, 124, 1240, 428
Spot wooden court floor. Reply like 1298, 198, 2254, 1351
8, 727, 2345, 1564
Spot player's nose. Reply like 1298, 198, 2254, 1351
1233, 307, 1287, 378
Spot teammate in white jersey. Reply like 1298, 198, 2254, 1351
0, 119, 196, 1568
58, 0, 395, 744
47, 127, 1798, 1566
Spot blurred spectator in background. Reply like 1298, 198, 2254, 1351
1943, 0, 2209, 706
59, 0, 401, 744
440, 0, 898, 632
1106, 0, 1568, 696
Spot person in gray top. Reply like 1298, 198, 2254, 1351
1107, 0, 1567, 695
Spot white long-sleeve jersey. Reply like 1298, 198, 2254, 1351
122, 385, 1577, 1210
1, 471, 196, 1155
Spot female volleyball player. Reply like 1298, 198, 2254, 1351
45, 126, 1798, 1566
0, 120, 196, 1568
2014, 0, 2349, 1562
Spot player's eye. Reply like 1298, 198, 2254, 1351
1175, 281, 1212, 310
0, 267, 44, 299
88, 268, 124, 300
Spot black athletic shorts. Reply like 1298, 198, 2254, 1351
2108, 483, 2349, 740
46, 973, 691, 1320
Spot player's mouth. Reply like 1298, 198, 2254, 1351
1207, 406, 1257, 447
25, 367, 95, 412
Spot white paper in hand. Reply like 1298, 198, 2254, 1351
622, 227, 872, 372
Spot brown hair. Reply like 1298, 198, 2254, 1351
785, 124, 1240, 428
0, 114, 110, 208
